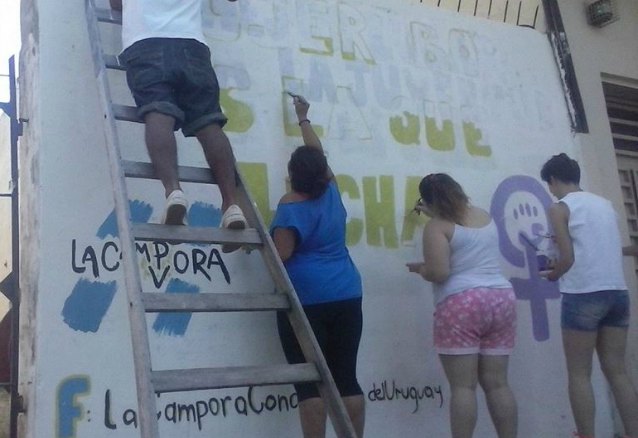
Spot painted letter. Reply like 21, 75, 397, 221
104, 389, 117, 430
237, 162, 275, 225
363, 176, 398, 248
338, 3, 375, 64
57, 376, 90, 438
401, 176, 428, 243
71, 240, 86, 274
390, 111, 420, 145
336, 175, 363, 246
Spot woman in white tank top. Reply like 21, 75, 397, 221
406, 173, 517, 438
540, 153, 638, 438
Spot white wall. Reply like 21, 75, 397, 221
17, 0, 631, 437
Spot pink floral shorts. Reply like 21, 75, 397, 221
434, 287, 516, 355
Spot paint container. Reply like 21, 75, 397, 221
536, 247, 556, 272
532, 232, 556, 272
537, 253, 552, 271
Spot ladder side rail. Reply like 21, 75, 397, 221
233, 173, 358, 438
85, 2, 159, 437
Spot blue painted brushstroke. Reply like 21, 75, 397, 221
188, 202, 222, 248
97, 200, 153, 238
152, 278, 200, 336
188, 201, 222, 227
62, 279, 117, 332
64, 200, 217, 335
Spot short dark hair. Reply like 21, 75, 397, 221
288, 146, 330, 199
419, 173, 469, 224
540, 153, 580, 184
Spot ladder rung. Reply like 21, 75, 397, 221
132, 223, 262, 246
123, 160, 217, 184
152, 364, 320, 393
113, 104, 142, 123
142, 292, 290, 313
95, 7, 122, 24
104, 54, 125, 71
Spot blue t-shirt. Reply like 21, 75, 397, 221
270, 181, 362, 305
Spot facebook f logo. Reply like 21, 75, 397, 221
57, 376, 90, 438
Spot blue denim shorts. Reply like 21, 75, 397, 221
561, 290, 630, 331
120, 38, 227, 137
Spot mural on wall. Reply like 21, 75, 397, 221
55, 178, 562, 437
490, 175, 560, 342
206, 1, 532, 158
60, 192, 446, 435
65, 201, 229, 336
57, 174, 561, 436
64, 174, 561, 338
55, 374, 444, 437
55, 374, 302, 437
37, 0, 584, 436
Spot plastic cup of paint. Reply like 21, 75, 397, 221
537, 253, 551, 271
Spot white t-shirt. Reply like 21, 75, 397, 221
121, 0, 207, 51
558, 191, 627, 294
433, 221, 512, 305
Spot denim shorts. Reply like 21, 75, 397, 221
120, 38, 227, 137
561, 290, 630, 331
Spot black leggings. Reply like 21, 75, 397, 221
277, 297, 363, 402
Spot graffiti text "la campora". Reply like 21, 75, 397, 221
104, 387, 298, 431
71, 239, 230, 288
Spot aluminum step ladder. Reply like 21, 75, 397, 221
84, 1, 357, 437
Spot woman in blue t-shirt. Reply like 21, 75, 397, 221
270, 94, 364, 437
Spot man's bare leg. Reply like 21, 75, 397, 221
145, 112, 187, 224
195, 123, 246, 251
145, 112, 180, 196
195, 123, 237, 212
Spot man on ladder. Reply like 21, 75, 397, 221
109, 0, 246, 252
90, 2, 358, 437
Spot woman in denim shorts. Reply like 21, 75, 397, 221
541, 153, 638, 438
407, 173, 518, 438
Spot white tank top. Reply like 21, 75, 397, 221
558, 192, 627, 294
433, 220, 512, 304
122, 0, 207, 51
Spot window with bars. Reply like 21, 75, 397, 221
607, 81, 638, 257
618, 168, 638, 247
604, 82, 638, 153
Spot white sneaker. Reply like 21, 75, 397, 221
161, 189, 188, 225
220, 204, 247, 253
